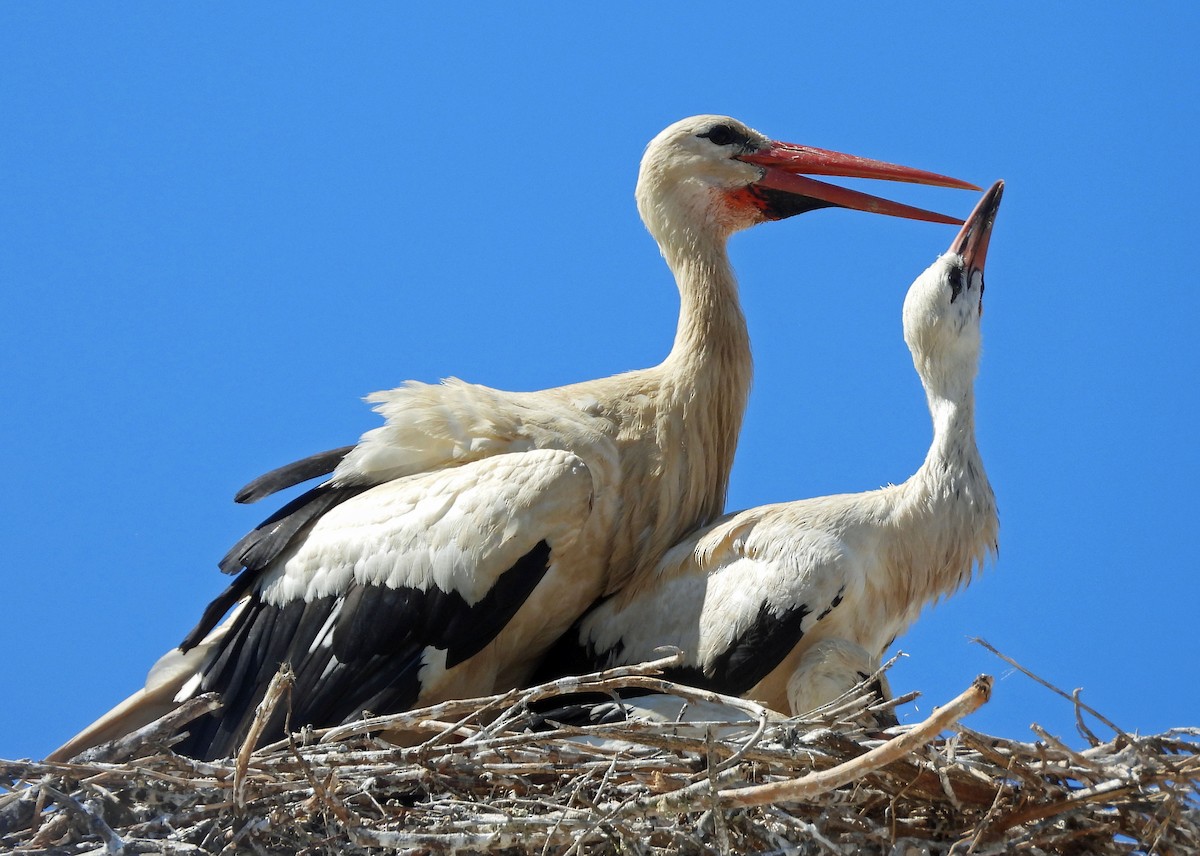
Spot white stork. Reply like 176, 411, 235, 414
542, 181, 1004, 718
48, 116, 976, 761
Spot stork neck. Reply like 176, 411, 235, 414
921, 389, 979, 476
878, 380, 994, 621
604, 234, 752, 599
897, 382, 990, 553
663, 240, 749, 372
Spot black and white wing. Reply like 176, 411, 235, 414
174, 447, 594, 759
542, 509, 850, 697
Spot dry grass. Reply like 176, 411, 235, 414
2, 647, 1197, 855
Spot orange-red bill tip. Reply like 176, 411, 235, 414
951, 180, 1004, 269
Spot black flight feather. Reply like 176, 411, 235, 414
234, 445, 356, 504
218, 483, 368, 575
436, 539, 552, 667
527, 599, 824, 730
178, 571, 257, 651
663, 599, 820, 695
173, 540, 554, 760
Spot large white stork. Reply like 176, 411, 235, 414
543, 181, 1004, 717
49, 116, 976, 761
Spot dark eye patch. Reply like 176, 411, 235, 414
698, 123, 752, 149
948, 266, 966, 303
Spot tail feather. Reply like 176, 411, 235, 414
45, 613, 238, 762
45, 683, 182, 762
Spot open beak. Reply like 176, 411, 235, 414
951, 180, 1004, 269
737, 142, 980, 225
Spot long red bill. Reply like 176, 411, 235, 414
951, 180, 1004, 269
738, 141, 979, 225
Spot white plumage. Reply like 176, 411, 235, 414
547, 181, 1004, 718
49, 116, 976, 761
786, 639, 892, 723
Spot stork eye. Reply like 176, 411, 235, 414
698, 124, 750, 148
948, 267, 965, 303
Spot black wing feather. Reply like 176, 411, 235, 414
175, 540, 554, 760
529, 608, 613, 685
667, 600, 813, 693
184, 481, 369, 657
178, 572, 257, 651
523, 697, 637, 731
527, 599, 831, 730
234, 445, 356, 504
434, 540, 552, 667
536, 587, 845, 702
218, 484, 368, 575
665, 587, 844, 694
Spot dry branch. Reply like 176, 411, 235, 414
716, 674, 992, 808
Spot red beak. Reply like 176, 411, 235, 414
737, 142, 980, 225
951, 180, 1004, 269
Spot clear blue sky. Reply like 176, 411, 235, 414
3, 5, 1196, 760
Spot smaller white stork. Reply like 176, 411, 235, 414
541, 181, 1004, 717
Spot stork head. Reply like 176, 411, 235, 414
902, 180, 1004, 394
636, 115, 978, 248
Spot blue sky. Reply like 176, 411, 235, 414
3, 5, 1196, 760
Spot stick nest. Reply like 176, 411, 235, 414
3, 650, 1197, 855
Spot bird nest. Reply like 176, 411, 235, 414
3, 644, 1197, 855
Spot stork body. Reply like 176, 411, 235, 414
546, 182, 1004, 717
49, 117, 976, 761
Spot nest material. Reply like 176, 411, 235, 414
2, 650, 1197, 855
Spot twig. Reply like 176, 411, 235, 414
972, 637, 1130, 742
1029, 723, 1108, 781
988, 776, 1142, 834
286, 724, 357, 827
715, 674, 992, 808
317, 652, 686, 743
964, 756, 1015, 855
710, 706, 770, 775
42, 784, 126, 855
705, 727, 731, 855
0, 782, 39, 837
234, 664, 293, 809
1073, 687, 1103, 747
64, 695, 224, 765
